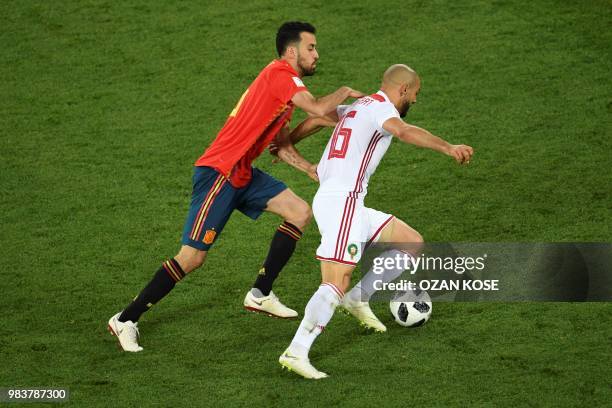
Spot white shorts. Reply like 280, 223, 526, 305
313, 194, 394, 265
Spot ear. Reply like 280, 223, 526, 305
399, 83, 409, 96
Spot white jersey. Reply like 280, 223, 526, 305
316, 90, 399, 198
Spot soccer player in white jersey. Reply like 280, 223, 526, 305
275, 64, 474, 379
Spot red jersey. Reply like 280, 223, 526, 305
195, 60, 308, 187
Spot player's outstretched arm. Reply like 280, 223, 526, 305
292, 87, 364, 117
289, 115, 337, 145
272, 117, 335, 181
383, 117, 474, 164
270, 116, 336, 153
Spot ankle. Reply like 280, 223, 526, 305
288, 342, 309, 358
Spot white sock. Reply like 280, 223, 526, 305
288, 283, 343, 358
348, 249, 413, 302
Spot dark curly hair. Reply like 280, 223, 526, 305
276, 21, 316, 57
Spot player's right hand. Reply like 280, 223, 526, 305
448, 144, 474, 164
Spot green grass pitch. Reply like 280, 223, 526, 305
1, 0, 611, 406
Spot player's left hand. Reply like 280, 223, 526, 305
448, 144, 474, 165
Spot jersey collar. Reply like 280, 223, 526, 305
376, 90, 391, 102
276, 59, 300, 77
376, 90, 400, 116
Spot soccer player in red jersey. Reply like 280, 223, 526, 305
108, 22, 365, 352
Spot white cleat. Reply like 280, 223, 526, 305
244, 291, 298, 318
279, 349, 328, 379
108, 312, 144, 352
341, 297, 387, 332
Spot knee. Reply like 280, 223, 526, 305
175, 249, 207, 274
337, 280, 350, 294
302, 205, 313, 226
288, 202, 312, 230
321, 278, 349, 299
187, 254, 206, 273
412, 231, 424, 244
393, 222, 424, 254
321, 270, 352, 294
408, 230, 424, 254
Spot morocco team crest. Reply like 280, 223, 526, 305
347, 244, 359, 260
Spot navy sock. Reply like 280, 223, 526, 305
119, 259, 185, 322
253, 221, 302, 296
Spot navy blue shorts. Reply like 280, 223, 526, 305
181, 166, 287, 250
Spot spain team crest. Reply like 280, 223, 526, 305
203, 229, 216, 244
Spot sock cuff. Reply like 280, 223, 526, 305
162, 258, 185, 283
321, 282, 344, 299
277, 221, 303, 240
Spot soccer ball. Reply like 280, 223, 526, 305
389, 290, 432, 327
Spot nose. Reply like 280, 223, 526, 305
313, 50, 319, 60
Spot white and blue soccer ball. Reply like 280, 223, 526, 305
389, 290, 432, 327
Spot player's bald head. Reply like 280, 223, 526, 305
382, 64, 419, 89
381, 64, 421, 118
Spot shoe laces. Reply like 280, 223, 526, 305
351, 299, 369, 308
268, 291, 279, 303
122, 321, 140, 342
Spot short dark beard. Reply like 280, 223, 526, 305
298, 60, 315, 76
297, 52, 316, 76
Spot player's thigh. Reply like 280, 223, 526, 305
264, 189, 311, 229
320, 260, 355, 293
180, 166, 236, 262
313, 195, 368, 265
377, 217, 424, 254
235, 168, 310, 228
174, 245, 208, 274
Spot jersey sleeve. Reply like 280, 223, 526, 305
371, 103, 400, 128
269, 69, 308, 102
